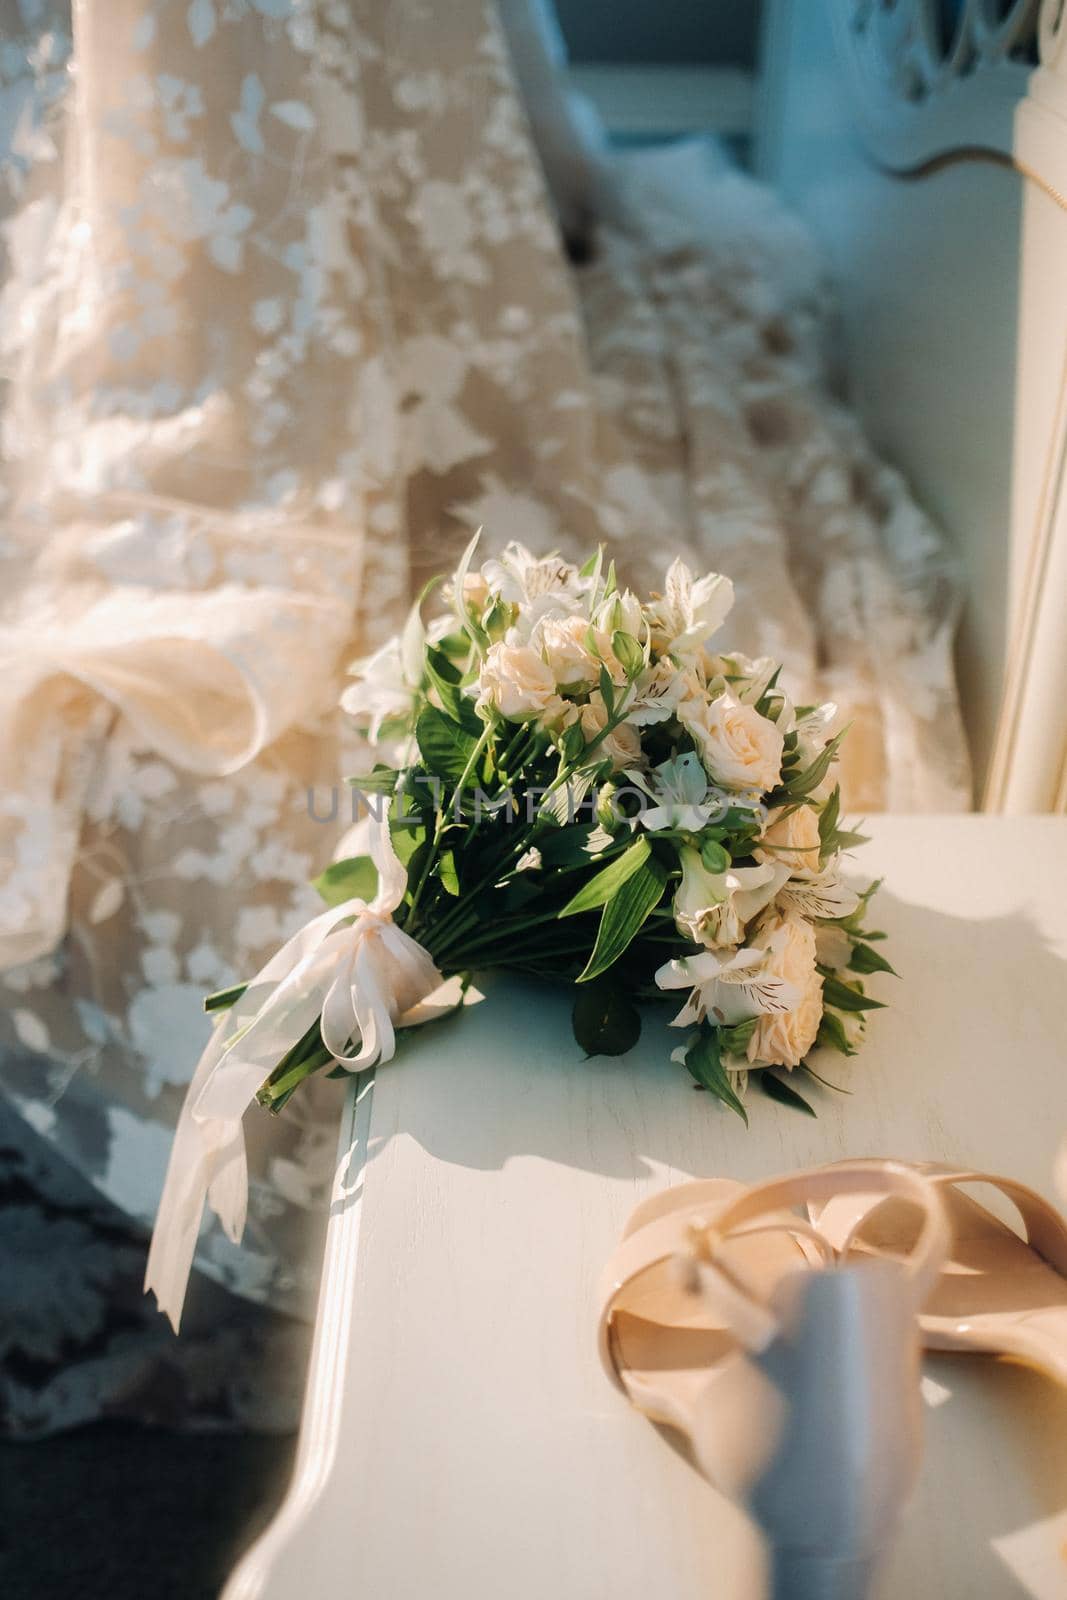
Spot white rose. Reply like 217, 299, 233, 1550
580, 692, 643, 771
756, 804, 822, 878
477, 642, 565, 723
533, 614, 600, 690
680, 690, 784, 792
674, 849, 790, 948
746, 910, 823, 1068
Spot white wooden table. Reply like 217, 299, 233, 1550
225, 818, 1067, 1600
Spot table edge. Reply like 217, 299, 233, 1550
221, 1074, 373, 1600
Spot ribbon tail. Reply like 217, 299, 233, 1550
144, 1031, 231, 1334
145, 952, 338, 1331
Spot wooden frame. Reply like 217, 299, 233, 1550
758, 0, 1067, 811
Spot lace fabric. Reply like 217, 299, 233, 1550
0, 0, 969, 1433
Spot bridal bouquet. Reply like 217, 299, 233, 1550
148, 538, 889, 1327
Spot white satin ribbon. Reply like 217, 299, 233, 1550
145, 815, 441, 1331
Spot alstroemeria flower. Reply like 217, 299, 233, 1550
712, 652, 780, 705
340, 636, 412, 742
648, 558, 734, 658
656, 943, 802, 1028
625, 657, 696, 726
341, 592, 447, 743
625, 753, 717, 832
673, 850, 790, 948
778, 861, 860, 921
480, 541, 587, 639
794, 701, 838, 766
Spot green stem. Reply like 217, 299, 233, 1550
204, 982, 248, 1014
439, 722, 494, 836
405, 722, 495, 927
256, 1032, 334, 1110
440, 905, 570, 963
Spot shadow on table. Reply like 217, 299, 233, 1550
373, 887, 1067, 1184
357, 885, 1067, 1596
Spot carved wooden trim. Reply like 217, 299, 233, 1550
831, 0, 1039, 167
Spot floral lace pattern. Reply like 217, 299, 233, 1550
0, 1, 970, 1432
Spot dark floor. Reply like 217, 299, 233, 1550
0, 1424, 296, 1600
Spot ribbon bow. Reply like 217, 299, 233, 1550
145, 816, 441, 1330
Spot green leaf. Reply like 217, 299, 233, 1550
720, 1016, 757, 1054
346, 765, 400, 796
822, 973, 886, 1012
437, 849, 460, 896
759, 1071, 816, 1117
598, 664, 616, 717
425, 643, 460, 684
579, 547, 603, 579
436, 630, 470, 660
755, 665, 783, 718
311, 855, 378, 907
833, 827, 872, 851
559, 836, 650, 918
425, 646, 481, 732
847, 941, 898, 978
390, 819, 425, 868
611, 630, 644, 679
559, 719, 586, 765
572, 976, 641, 1057
538, 823, 611, 869
416, 705, 479, 783
401, 839, 431, 901
817, 785, 841, 850
576, 853, 669, 982
700, 837, 730, 873
784, 729, 847, 798
816, 1009, 856, 1056
684, 1028, 748, 1123
603, 559, 618, 599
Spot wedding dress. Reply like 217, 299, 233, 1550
0, 0, 970, 1435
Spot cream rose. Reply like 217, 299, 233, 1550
580, 693, 643, 771
533, 614, 600, 690
756, 804, 822, 878
680, 690, 784, 793
746, 910, 823, 1069
477, 641, 564, 723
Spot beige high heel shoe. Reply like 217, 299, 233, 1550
598, 1162, 950, 1599
808, 1162, 1067, 1386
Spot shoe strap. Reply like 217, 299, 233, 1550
814, 1161, 1067, 1278
696, 1161, 950, 1306
599, 1161, 949, 1386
